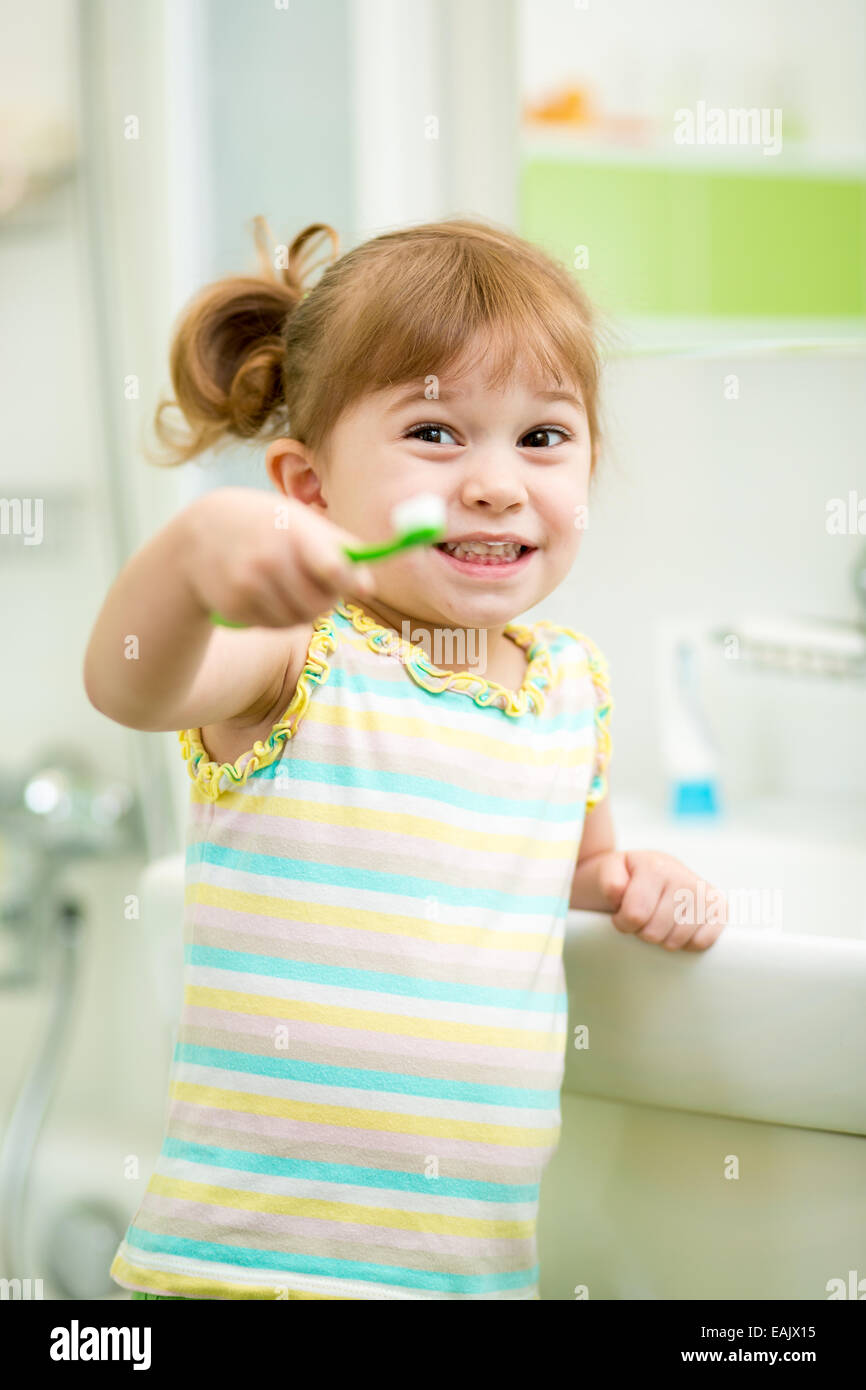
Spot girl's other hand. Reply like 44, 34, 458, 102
608, 849, 728, 952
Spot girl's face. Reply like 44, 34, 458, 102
282, 347, 592, 631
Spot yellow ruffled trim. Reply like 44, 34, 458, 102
334, 601, 554, 716
178, 612, 337, 803
538, 622, 613, 811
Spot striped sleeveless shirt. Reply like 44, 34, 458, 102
110, 599, 612, 1301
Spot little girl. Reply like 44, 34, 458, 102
85, 215, 725, 1302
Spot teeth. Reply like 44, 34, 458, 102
441, 540, 524, 560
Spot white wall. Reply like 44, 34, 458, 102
525, 350, 866, 810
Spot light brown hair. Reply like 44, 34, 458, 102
149, 215, 606, 475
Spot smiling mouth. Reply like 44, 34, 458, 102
433, 539, 536, 567
433, 541, 535, 567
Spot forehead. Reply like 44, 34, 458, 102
381, 367, 585, 412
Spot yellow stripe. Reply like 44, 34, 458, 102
169, 1080, 562, 1146
183, 985, 568, 1052
291, 697, 593, 766
110, 1252, 351, 1299
184, 881, 565, 957
145, 1174, 535, 1239
197, 792, 578, 859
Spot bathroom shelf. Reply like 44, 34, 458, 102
708, 619, 866, 681
520, 146, 866, 323
602, 318, 866, 360
521, 127, 866, 179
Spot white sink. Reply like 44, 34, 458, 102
542, 794, 866, 1299
563, 795, 866, 1135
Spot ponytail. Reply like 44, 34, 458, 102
148, 218, 338, 466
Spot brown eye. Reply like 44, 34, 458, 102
406, 424, 458, 445
521, 428, 570, 448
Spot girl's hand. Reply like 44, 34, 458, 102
599, 849, 728, 952
180, 487, 376, 628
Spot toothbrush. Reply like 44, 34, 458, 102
210, 493, 447, 627
341, 493, 446, 562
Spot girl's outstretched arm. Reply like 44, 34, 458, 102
82, 498, 291, 734
84, 486, 374, 735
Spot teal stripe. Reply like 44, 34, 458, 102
127, 1224, 538, 1295
256, 757, 586, 821
187, 841, 571, 915
185, 944, 568, 1011
160, 1137, 543, 1200
174, 1042, 564, 1107
314, 665, 592, 732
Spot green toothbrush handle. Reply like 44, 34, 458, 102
342, 526, 440, 564
342, 540, 399, 562
210, 612, 248, 628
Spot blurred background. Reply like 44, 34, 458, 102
0, 0, 864, 1301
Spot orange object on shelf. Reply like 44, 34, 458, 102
524, 84, 596, 127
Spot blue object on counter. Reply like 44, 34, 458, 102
671, 779, 720, 817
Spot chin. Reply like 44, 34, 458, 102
436, 594, 538, 626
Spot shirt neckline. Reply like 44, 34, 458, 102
333, 600, 554, 716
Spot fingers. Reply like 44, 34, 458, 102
252, 567, 324, 628
682, 920, 726, 951
610, 850, 730, 953
276, 560, 351, 623
610, 867, 666, 936
253, 539, 374, 626
294, 530, 376, 602
682, 895, 729, 951
596, 851, 630, 912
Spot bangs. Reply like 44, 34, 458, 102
288, 218, 603, 468
339, 246, 597, 406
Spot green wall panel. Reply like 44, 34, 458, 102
519, 158, 866, 317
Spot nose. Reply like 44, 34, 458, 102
459, 450, 529, 511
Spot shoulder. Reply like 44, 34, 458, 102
534, 619, 611, 681
535, 622, 613, 810
533, 621, 613, 733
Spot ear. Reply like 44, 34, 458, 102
265, 437, 326, 509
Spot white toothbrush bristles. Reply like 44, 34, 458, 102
390, 493, 446, 537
